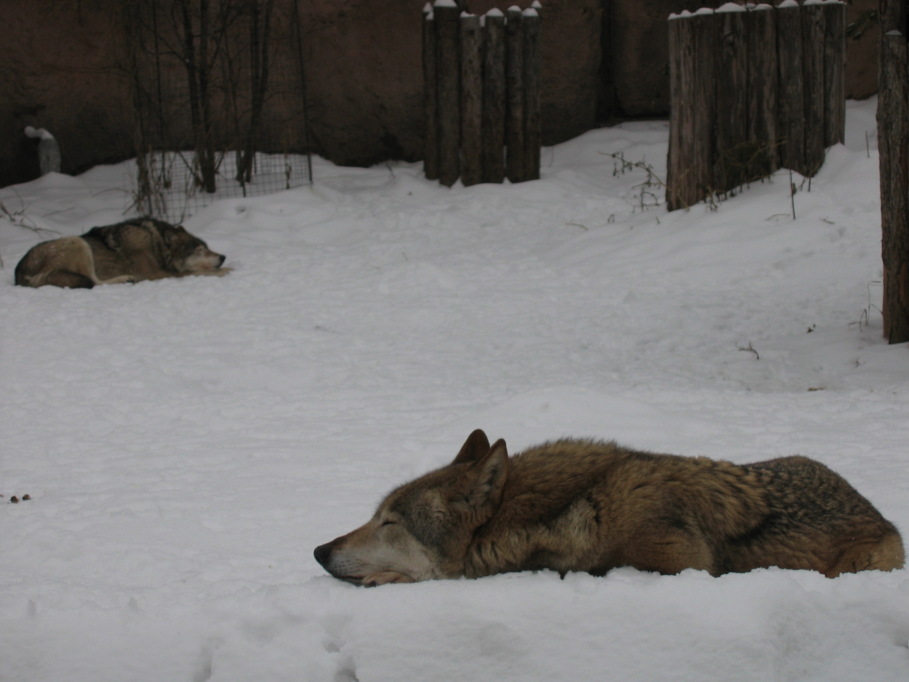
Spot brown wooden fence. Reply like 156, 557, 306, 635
666, 1, 845, 211
878, 0, 909, 343
423, 0, 541, 187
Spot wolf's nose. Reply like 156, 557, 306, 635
313, 543, 332, 568
217, 254, 226, 267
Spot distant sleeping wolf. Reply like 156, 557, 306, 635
314, 430, 905, 585
15, 217, 229, 288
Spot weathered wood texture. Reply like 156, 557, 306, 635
505, 7, 526, 183
522, 8, 542, 182
667, 10, 715, 211
878, 0, 909, 343
746, 5, 778, 181
482, 11, 506, 183
434, 2, 461, 187
423, 9, 439, 180
667, 1, 846, 210
776, 2, 806, 175
713, 6, 748, 194
424, 1, 542, 187
801, 1, 826, 177
460, 13, 483, 187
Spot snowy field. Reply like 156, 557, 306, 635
2, 98, 908, 681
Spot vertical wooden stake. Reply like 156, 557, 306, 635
423, 5, 439, 180
801, 0, 826, 176
482, 9, 506, 184
523, 7, 542, 181
435, 0, 461, 187
776, 1, 805, 175
460, 13, 483, 187
505, 7, 525, 183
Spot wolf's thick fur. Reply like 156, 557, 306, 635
314, 430, 905, 585
14, 218, 228, 288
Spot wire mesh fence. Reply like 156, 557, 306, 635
127, 0, 312, 222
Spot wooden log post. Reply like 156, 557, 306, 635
460, 13, 483, 187
667, 12, 687, 210
801, 0, 826, 177
713, 4, 748, 195
435, 0, 461, 187
878, 31, 909, 343
776, 1, 806, 174
745, 4, 778, 181
482, 9, 506, 183
822, 0, 845, 147
423, 5, 439, 180
523, 6, 542, 181
505, 6, 526, 183
666, 9, 715, 210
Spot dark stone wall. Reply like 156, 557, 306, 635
0, 1, 135, 186
0, 0, 879, 188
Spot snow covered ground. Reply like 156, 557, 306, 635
1, 98, 907, 681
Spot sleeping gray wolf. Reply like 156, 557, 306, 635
314, 430, 905, 585
14, 217, 228, 288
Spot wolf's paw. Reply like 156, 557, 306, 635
362, 571, 415, 587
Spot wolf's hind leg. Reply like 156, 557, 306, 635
44, 270, 96, 289
825, 531, 905, 577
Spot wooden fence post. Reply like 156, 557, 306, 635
746, 4, 778, 181
879, 30, 909, 342
666, 9, 715, 210
506, 6, 525, 183
776, 1, 806, 175
423, 6, 439, 180
423, 1, 542, 187
482, 9, 506, 183
435, 0, 461, 187
713, 4, 748, 194
461, 13, 483, 187
667, 11, 687, 210
523, 6, 542, 181
822, 0, 845, 147
801, 0, 826, 176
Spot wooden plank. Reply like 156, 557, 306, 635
745, 4, 778, 180
523, 7, 542, 181
460, 13, 483, 187
775, 1, 805, 174
505, 6, 525, 183
423, 7, 439, 180
822, 0, 845, 147
482, 9, 506, 183
667, 11, 693, 210
667, 10, 715, 210
878, 31, 909, 342
713, 4, 748, 194
435, 0, 461, 187
801, 0, 825, 176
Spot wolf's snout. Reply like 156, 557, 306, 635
217, 254, 226, 267
313, 542, 333, 568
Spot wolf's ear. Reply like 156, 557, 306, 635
462, 439, 508, 512
452, 429, 491, 465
